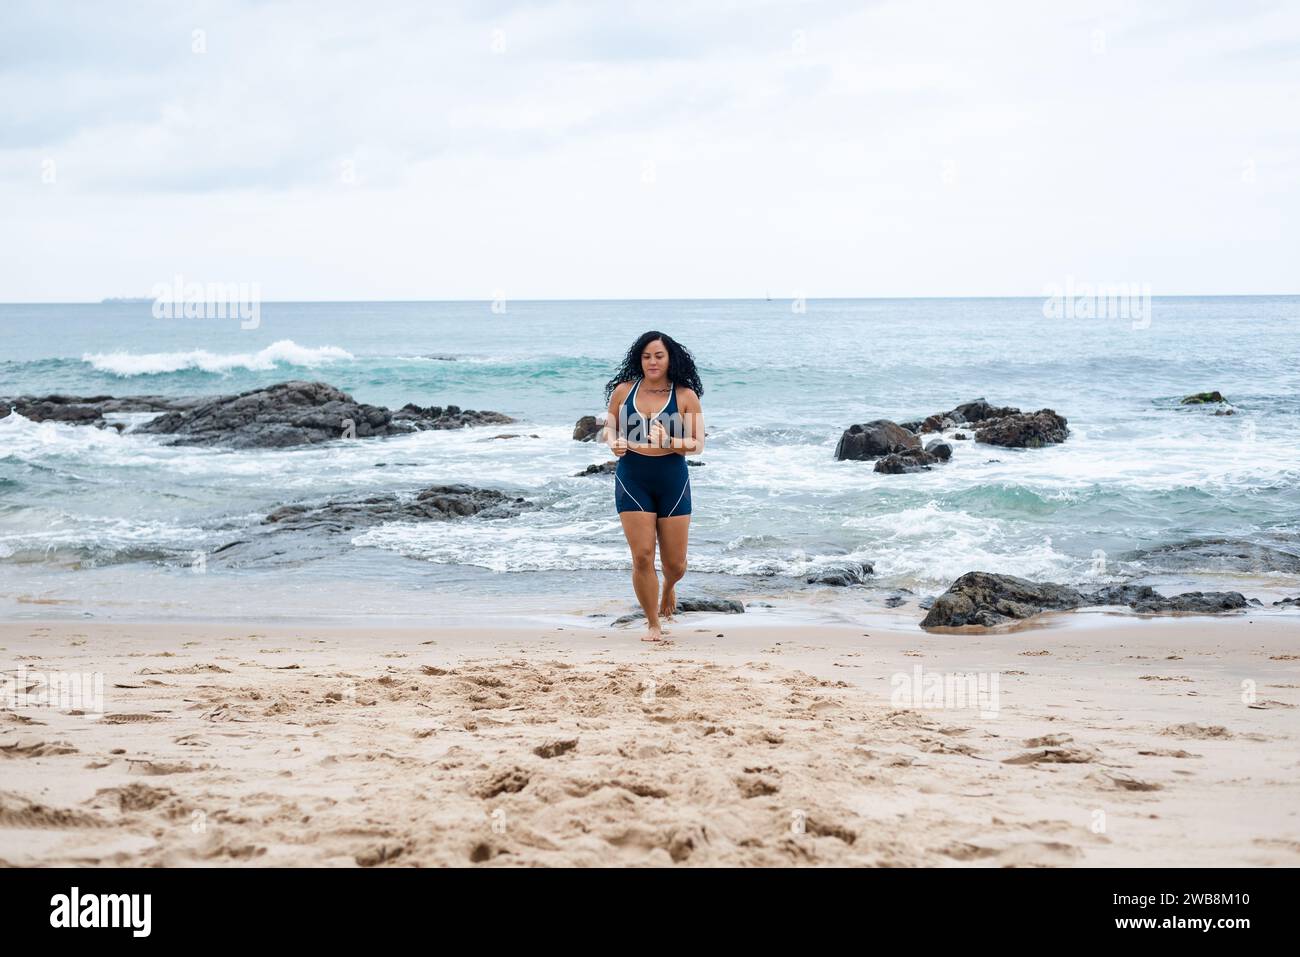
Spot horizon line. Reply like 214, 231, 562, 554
3, 292, 1299, 306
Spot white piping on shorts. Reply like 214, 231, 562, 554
614, 472, 647, 512
665, 477, 690, 517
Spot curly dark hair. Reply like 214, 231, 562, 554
603, 330, 704, 403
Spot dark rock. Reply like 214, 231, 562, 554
1128, 591, 1249, 614
137, 381, 513, 448
896, 398, 1070, 449
613, 596, 744, 625
806, 561, 874, 586
573, 415, 603, 442
1079, 582, 1250, 613
679, 597, 744, 614
1125, 538, 1300, 575
388, 402, 512, 431
884, 594, 908, 608
950, 399, 1021, 424
1083, 583, 1160, 606
974, 409, 1069, 448
874, 449, 939, 473
575, 457, 704, 477
1274, 596, 1300, 607
1180, 391, 1226, 405
838, 399, 1067, 465
924, 440, 953, 461
921, 571, 1255, 629
835, 420, 920, 461
5, 382, 514, 449
263, 484, 532, 533
919, 414, 955, 433
920, 572, 1087, 628
0, 393, 200, 427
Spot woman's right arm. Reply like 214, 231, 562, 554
603, 382, 628, 456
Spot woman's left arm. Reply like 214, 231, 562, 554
668, 389, 704, 455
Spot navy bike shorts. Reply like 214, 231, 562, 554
614, 450, 692, 517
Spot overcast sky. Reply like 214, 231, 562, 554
2, 0, 1297, 301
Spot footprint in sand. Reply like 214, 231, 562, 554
1003, 746, 1099, 765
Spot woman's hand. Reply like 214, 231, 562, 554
612, 436, 628, 457
649, 421, 667, 448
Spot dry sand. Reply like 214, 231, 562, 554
1, 612, 1297, 867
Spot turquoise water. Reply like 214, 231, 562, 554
1, 297, 1298, 621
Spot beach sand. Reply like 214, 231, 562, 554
1, 612, 1297, 867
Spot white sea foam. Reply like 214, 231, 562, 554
843, 501, 1081, 586
82, 340, 354, 376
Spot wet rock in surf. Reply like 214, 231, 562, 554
920, 571, 1251, 629
1085, 583, 1249, 613
136, 381, 514, 448
263, 484, 533, 533
612, 596, 744, 625
834, 420, 920, 461
837, 401, 1066, 465
806, 561, 874, 586
0, 393, 201, 427
925, 440, 953, 461
573, 416, 603, 441
973, 409, 1068, 448
575, 459, 705, 477
874, 439, 952, 473
1180, 391, 1227, 405
1127, 591, 1250, 614
897, 398, 1069, 449
920, 572, 1087, 627
1124, 538, 1300, 575
874, 449, 940, 473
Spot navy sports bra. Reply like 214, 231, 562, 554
622, 378, 678, 445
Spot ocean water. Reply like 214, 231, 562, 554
1, 297, 1298, 623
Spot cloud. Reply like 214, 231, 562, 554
0, 0, 1297, 299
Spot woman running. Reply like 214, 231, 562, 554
602, 331, 705, 642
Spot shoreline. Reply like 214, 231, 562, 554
2, 615, 1296, 866
5, 561, 1299, 631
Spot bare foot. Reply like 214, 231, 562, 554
658, 585, 677, 622
641, 622, 663, 642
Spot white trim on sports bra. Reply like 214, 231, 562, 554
631, 377, 673, 419
624, 378, 677, 458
